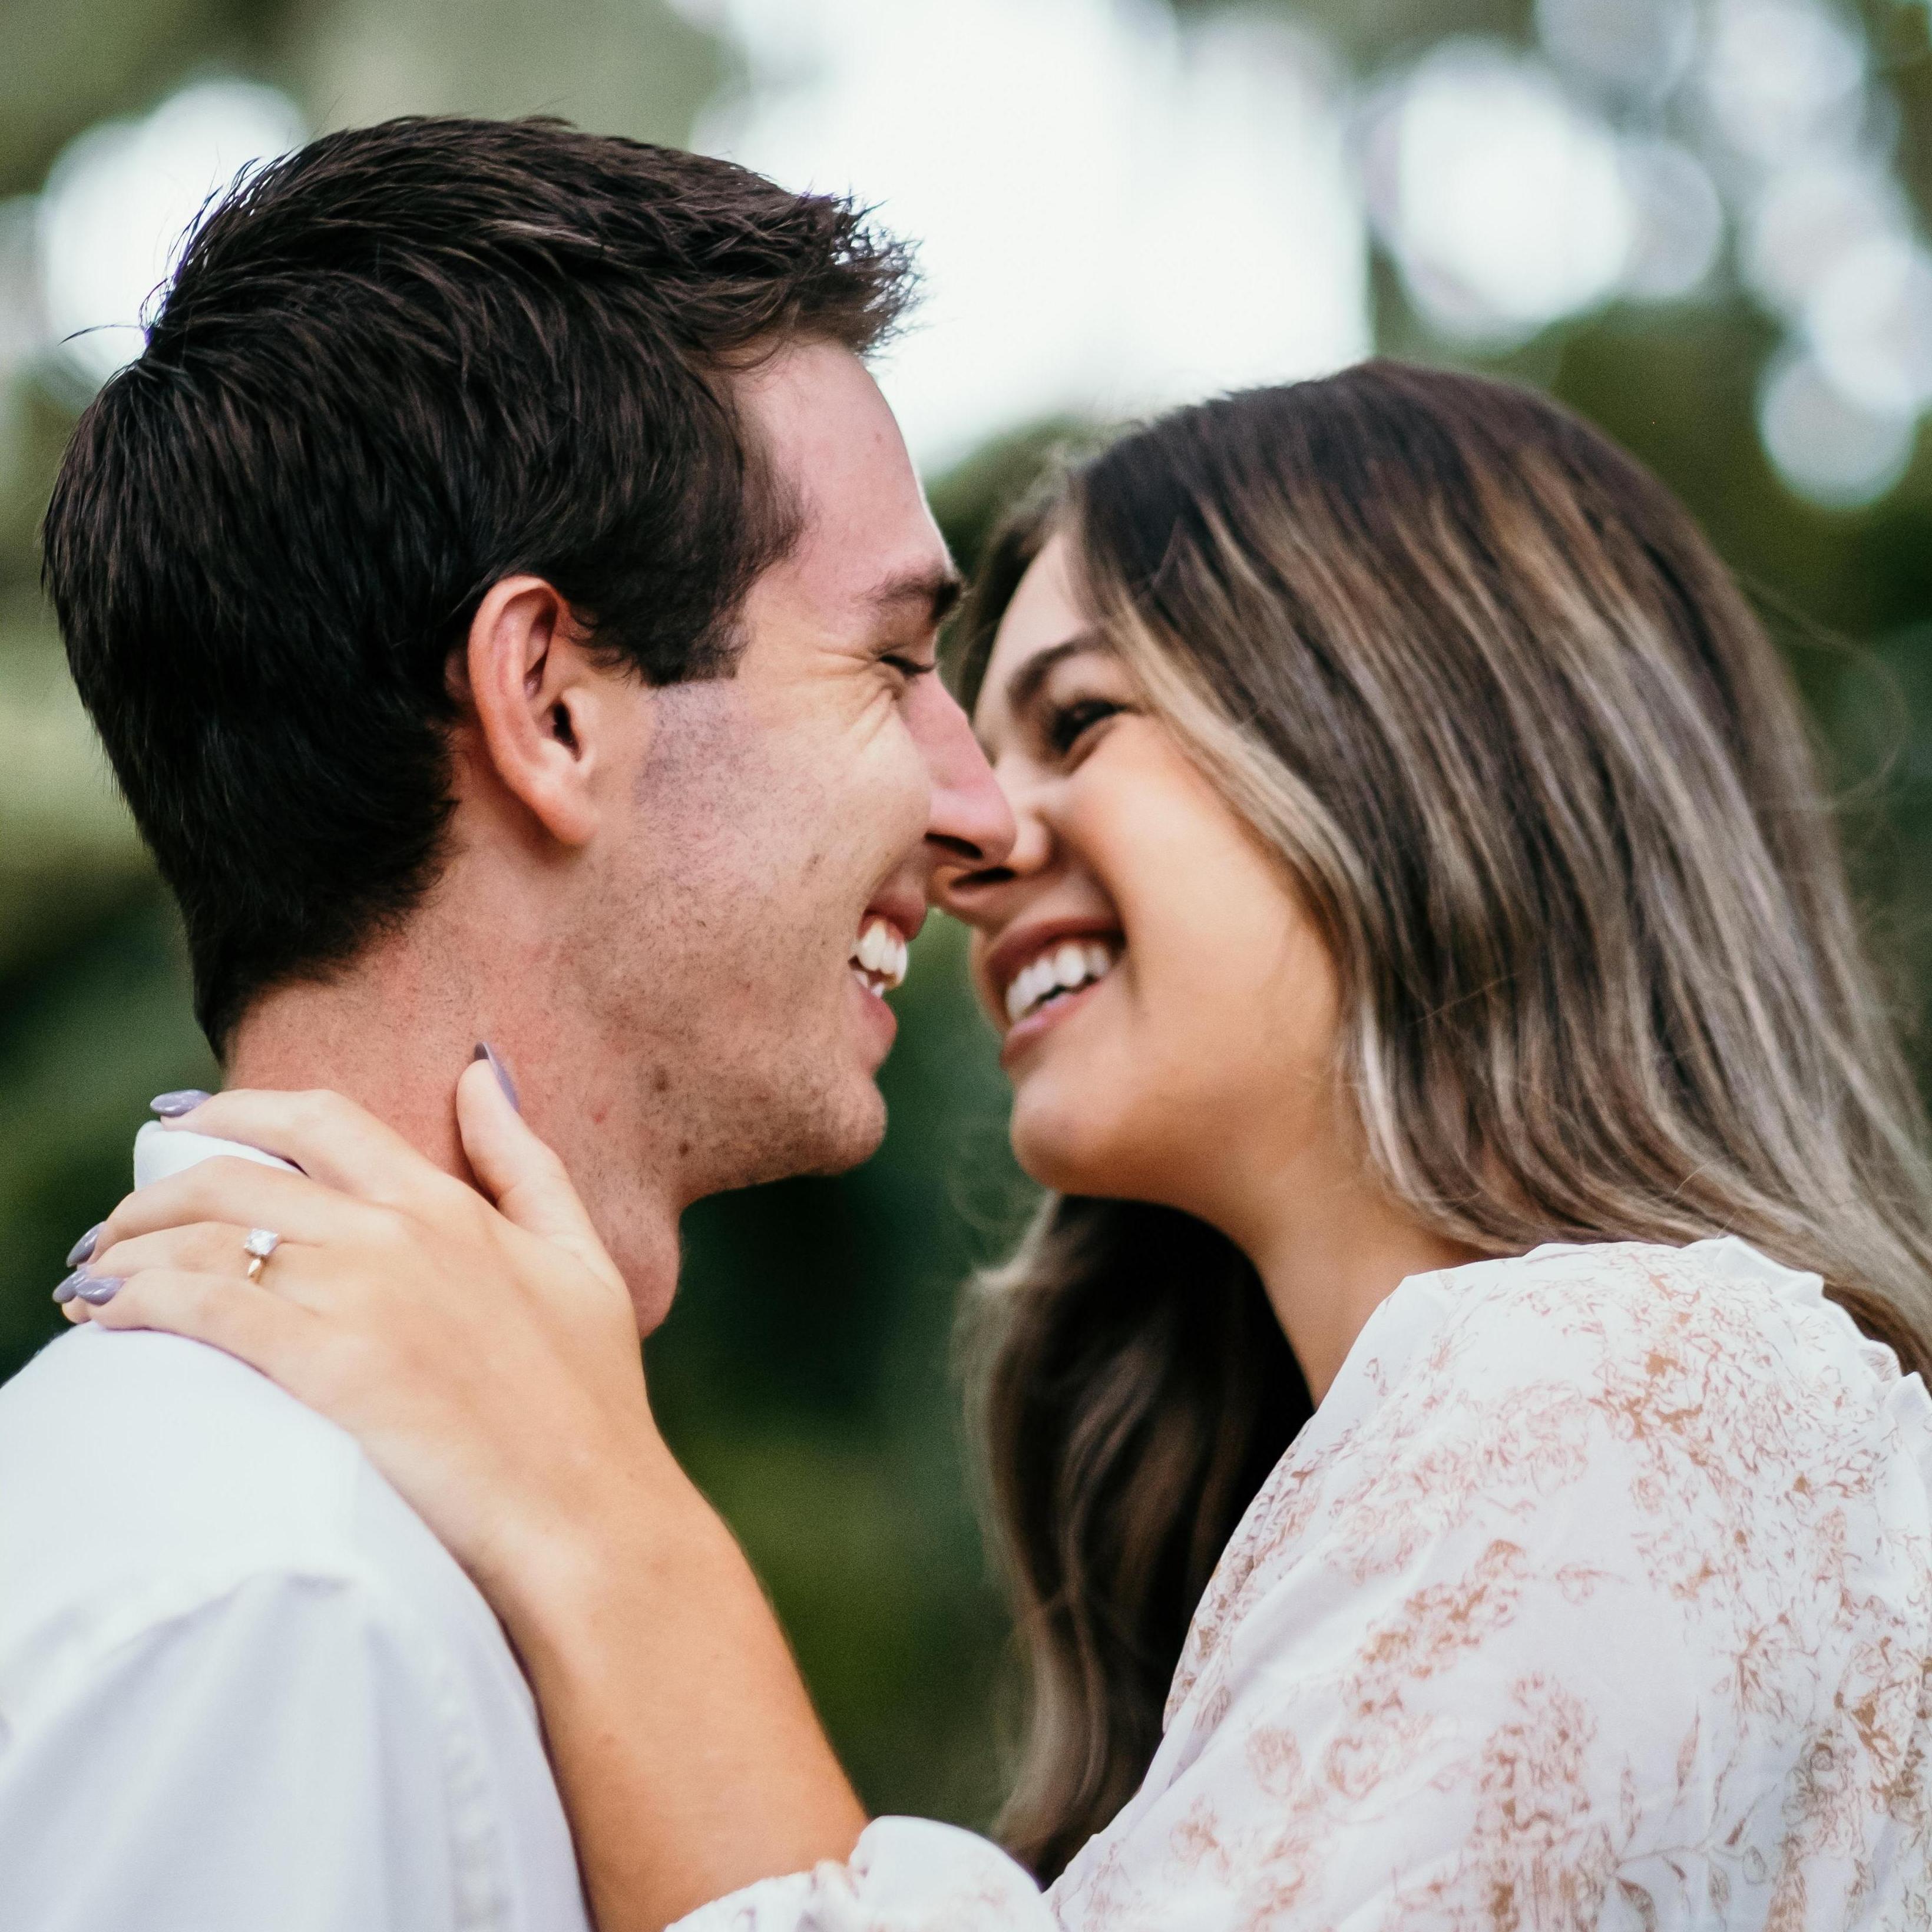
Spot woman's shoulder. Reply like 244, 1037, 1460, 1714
1191, 1237, 1932, 1678
1336, 1238, 1932, 1552
1378, 1235, 1929, 1435
1170, 1234, 1932, 1791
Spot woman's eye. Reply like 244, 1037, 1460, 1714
1044, 698, 1124, 756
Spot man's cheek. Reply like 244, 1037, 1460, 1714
862, 721, 935, 851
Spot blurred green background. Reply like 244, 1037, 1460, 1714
5, 0, 1932, 1830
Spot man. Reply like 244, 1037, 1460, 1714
0, 117, 1011, 1929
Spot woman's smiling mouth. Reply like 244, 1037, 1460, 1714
982, 921, 1126, 1063
1003, 937, 1119, 1025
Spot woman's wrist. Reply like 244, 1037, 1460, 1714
478, 1435, 723, 1649
484, 1447, 867, 1930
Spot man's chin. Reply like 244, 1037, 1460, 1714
776, 1081, 888, 1182
628, 1271, 678, 1338
600, 1215, 682, 1338
702, 1071, 887, 1193
798, 1118, 886, 1179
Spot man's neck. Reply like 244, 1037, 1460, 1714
221, 953, 689, 1328
226, 974, 475, 1179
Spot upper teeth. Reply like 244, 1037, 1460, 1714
851, 918, 909, 993
1004, 939, 1117, 1025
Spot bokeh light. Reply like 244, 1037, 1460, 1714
1699, 0, 1868, 166
1363, 41, 1635, 346
1742, 156, 1908, 320
1804, 234, 1932, 419
1758, 345, 1917, 507
1615, 138, 1723, 302
1534, 0, 1697, 105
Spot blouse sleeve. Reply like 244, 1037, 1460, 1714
674, 1242, 1932, 1930
669, 1815, 1054, 1931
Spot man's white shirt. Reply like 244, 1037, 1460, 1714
0, 1124, 591, 1931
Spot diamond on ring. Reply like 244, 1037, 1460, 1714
243, 1229, 280, 1260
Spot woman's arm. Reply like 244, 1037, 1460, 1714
498, 1490, 868, 1929
72, 1069, 864, 1932
70, 1167, 1930, 1930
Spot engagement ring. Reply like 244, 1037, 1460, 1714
243, 1228, 281, 1283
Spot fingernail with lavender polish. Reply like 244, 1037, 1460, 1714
65, 1223, 105, 1268
150, 1090, 212, 1119
472, 1044, 520, 1114
52, 1271, 84, 1305
75, 1275, 125, 1306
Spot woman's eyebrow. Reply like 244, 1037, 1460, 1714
1003, 633, 1107, 717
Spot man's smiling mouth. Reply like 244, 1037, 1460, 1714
849, 917, 909, 995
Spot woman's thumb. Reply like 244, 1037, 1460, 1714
455, 1049, 620, 1286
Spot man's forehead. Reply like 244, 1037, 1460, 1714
740, 340, 903, 488
739, 341, 948, 608
776, 467, 954, 617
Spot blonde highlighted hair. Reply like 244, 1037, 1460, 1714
952, 361, 1932, 1881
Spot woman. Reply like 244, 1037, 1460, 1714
70, 363, 1932, 1928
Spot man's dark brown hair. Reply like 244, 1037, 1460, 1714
42, 115, 914, 1050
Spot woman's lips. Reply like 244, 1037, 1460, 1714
999, 970, 1110, 1067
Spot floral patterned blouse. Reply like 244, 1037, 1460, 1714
677, 1239, 1932, 1930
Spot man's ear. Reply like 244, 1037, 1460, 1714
453, 575, 641, 847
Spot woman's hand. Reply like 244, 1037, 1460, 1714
65, 1062, 867, 1930
68, 1059, 683, 1609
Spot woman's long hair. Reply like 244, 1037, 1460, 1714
950, 361, 1932, 1883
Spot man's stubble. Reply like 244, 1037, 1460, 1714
567, 674, 886, 1235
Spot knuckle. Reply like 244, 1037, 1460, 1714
98, 1192, 145, 1248
375, 1204, 422, 1253
97, 1273, 159, 1325
183, 1274, 227, 1323
327, 1329, 381, 1390
456, 1191, 499, 1243
191, 1223, 242, 1271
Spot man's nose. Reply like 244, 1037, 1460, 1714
919, 682, 1015, 869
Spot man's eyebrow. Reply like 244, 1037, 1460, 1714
866, 565, 964, 628
1003, 633, 1107, 718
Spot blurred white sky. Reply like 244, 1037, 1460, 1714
672, 0, 1368, 466
9, 0, 1932, 507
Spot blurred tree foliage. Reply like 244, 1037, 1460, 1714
5, 0, 1932, 1832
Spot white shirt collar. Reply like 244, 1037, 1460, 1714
133, 1119, 299, 1190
